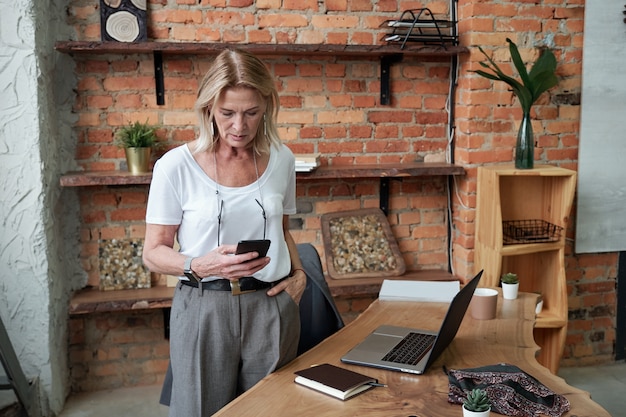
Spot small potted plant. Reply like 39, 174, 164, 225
114, 120, 161, 174
501, 272, 519, 300
462, 388, 491, 417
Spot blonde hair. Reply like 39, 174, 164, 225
193, 49, 281, 155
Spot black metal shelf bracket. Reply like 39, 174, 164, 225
154, 51, 165, 106
379, 178, 390, 214
380, 54, 403, 105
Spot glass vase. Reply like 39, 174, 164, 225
515, 111, 534, 169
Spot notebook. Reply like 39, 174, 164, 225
294, 363, 378, 400
341, 270, 483, 374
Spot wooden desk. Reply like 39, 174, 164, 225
214, 292, 609, 417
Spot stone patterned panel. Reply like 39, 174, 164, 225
99, 238, 150, 290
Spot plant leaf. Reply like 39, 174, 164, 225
529, 48, 557, 81
471, 69, 502, 81
507, 38, 531, 90
529, 70, 559, 102
474, 45, 509, 79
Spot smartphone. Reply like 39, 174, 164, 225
235, 239, 271, 258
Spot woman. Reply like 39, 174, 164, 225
143, 49, 306, 416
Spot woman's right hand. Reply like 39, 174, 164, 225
191, 244, 270, 281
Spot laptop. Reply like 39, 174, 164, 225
341, 270, 483, 374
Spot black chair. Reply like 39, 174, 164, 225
295, 243, 344, 354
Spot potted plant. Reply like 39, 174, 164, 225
462, 388, 491, 417
535, 291, 544, 314
471, 38, 558, 169
501, 272, 519, 300
114, 120, 161, 174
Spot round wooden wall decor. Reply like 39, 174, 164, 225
100, 0, 147, 43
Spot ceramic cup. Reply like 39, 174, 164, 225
470, 288, 499, 320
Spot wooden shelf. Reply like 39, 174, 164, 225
536, 312, 568, 329
54, 41, 468, 58
500, 241, 563, 256
69, 286, 175, 315
60, 163, 465, 187
297, 162, 465, 180
54, 41, 468, 105
69, 270, 458, 316
60, 170, 152, 187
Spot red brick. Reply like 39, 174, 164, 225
311, 15, 359, 29
258, 14, 308, 28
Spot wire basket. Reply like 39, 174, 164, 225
502, 219, 563, 245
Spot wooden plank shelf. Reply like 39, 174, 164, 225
69, 270, 458, 316
69, 286, 175, 315
296, 162, 465, 180
60, 170, 152, 187
60, 163, 465, 187
54, 41, 468, 58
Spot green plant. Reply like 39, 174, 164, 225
471, 38, 558, 169
501, 272, 519, 284
471, 38, 558, 114
463, 388, 490, 412
114, 120, 160, 148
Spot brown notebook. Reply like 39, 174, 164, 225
294, 363, 379, 400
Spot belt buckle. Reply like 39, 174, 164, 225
230, 280, 255, 296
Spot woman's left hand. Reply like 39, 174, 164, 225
266, 269, 306, 304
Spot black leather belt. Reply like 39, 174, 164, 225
180, 276, 285, 295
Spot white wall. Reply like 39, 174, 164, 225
0, 0, 82, 414
576, 0, 626, 253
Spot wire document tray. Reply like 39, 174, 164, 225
502, 219, 563, 245
381, 8, 457, 49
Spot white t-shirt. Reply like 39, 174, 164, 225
146, 143, 296, 282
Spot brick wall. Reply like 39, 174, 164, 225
64, 0, 617, 391
69, 310, 169, 391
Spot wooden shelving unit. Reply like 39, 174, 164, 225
474, 164, 577, 374
58, 39, 469, 320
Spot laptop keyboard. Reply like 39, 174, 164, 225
382, 332, 436, 365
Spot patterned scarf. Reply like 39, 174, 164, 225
446, 363, 571, 416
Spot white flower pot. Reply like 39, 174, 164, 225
462, 405, 491, 417
501, 282, 519, 300
535, 299, 544, 314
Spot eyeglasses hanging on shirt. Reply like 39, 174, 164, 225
216, 198, 266, 246
213, 150, 266, 247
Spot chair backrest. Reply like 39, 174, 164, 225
296, 243, 345, 354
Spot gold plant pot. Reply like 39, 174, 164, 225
124, 147, 152, 174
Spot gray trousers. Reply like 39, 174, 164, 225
168, 282, 300, 416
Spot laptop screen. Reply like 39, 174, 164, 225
424, 270, 483, 368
